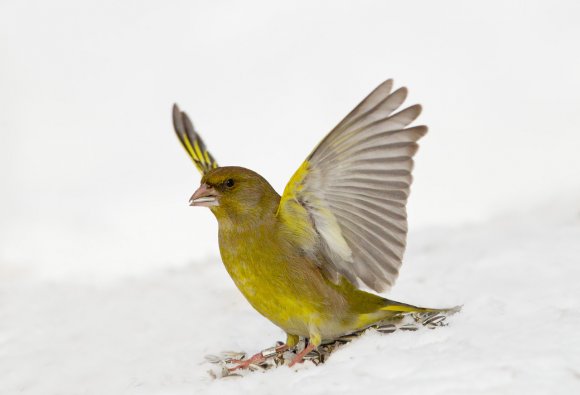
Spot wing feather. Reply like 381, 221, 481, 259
172, 104, 218, 175
278, 79, 427, 292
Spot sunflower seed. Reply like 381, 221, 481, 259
207, 307, 460, 378
399, 323, 419, 331
376, 324, 397, 333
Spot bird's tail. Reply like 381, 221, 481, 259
353, 298, 461, 336
381, 299, 462, 316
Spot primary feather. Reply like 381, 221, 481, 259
172, 104, 218, 174
278, 79, 427, 292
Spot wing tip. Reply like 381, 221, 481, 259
172, 103, 185, 134
372, 79, 395, 99
407, 125, 428, 142
409, 103, 423, 117
396, 86, 409, 98
382, 78, 394, 89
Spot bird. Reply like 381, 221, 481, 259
172, 79, 459, 369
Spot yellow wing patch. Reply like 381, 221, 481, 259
277, 161, 319, 252
279, 160, 310, 206
172, 104, 218, 175
278, 160, 353, 265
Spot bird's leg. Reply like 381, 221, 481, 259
288, 342, 316, 367
288, 332, 320, 367
285, 333, 299, 348
228, 338, 295, 371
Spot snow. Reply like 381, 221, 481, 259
2, 197, 579, 394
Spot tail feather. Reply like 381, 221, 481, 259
381, 299, 462, 315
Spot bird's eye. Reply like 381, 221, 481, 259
225, 179, 235, 188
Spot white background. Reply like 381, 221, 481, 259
1, 1, 579, 394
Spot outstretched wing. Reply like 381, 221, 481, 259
172, 104, 218, 174
278, 79, 427, 292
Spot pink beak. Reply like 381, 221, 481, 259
189, 184, 219, 207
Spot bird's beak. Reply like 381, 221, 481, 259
189, 183, 219, 207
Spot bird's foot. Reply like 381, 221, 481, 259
227, 352, 265, 371
227, 343, 289, 371
288, 343, 316, 367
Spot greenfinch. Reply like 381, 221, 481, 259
172, 79, 458, 368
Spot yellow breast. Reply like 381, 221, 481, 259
217, 223, 332, 337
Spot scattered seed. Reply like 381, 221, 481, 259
206, 309, 458, 378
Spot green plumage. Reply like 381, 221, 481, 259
202, 167, 450, 346
173, 79, 460, 366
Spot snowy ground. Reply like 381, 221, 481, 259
2, 197, 579, 395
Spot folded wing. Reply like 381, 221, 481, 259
278, 80, 427, 292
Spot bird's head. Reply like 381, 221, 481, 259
189, 166, 280, 223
